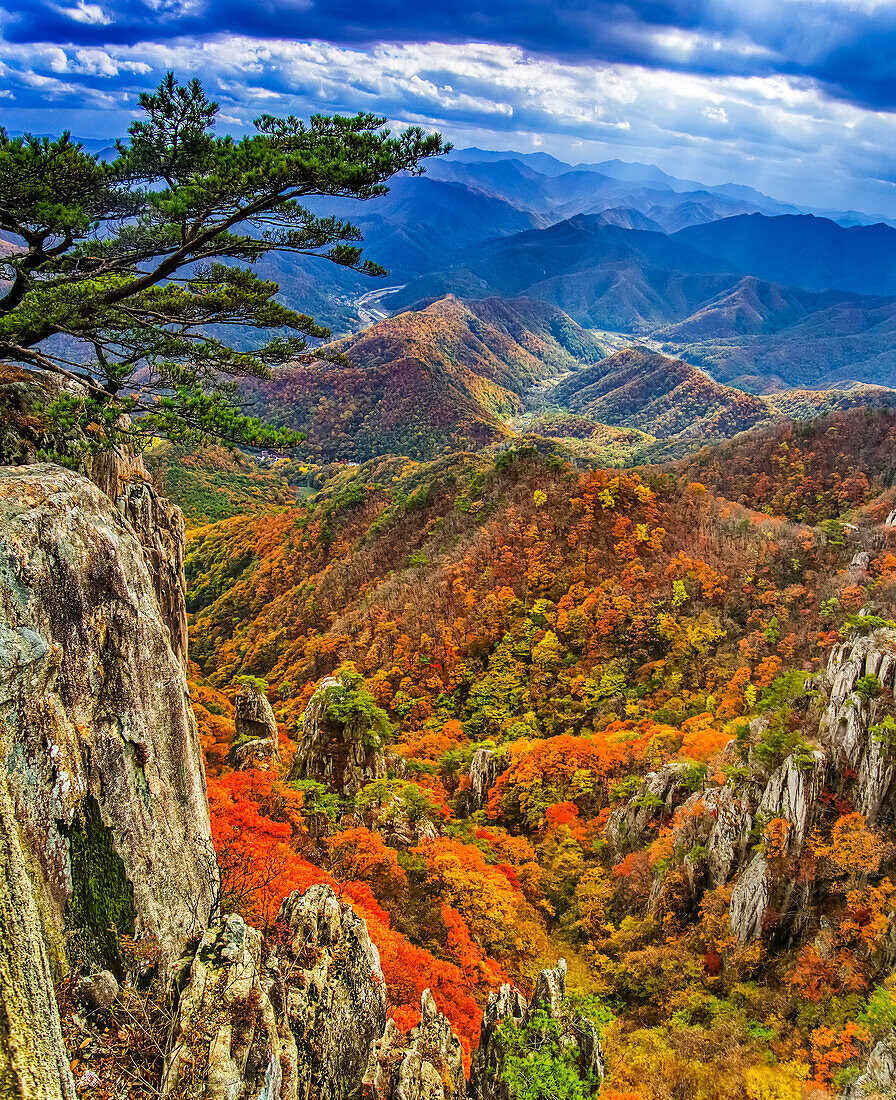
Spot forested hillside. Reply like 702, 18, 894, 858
676, 407, 896, 524
238, 295, 608, 460
184, 437, 896, 1097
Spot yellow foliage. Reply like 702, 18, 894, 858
744, 1063, 807, 1100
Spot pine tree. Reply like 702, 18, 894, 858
0, 73, 447, 457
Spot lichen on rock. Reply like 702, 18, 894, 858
162, 914, 296, 1100
0, 747, 76, 1100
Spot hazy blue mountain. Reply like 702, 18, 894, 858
391, 215, 741, 329
426, 158, 771, 229
674, 213, 896, 296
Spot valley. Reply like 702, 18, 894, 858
8, 117, 896, 1100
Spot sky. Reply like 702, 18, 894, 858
2, 0, 896, 217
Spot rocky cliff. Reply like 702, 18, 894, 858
606, 624, 896, 948
0, 465, 215, 980
364, 989, 465, 1100
290, 675, 386, 797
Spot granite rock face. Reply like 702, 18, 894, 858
818, 627, 896, 823
115, 476, 189, 670
841, 1031, 896, 1099
605, 762, 693, 854
289, 676, 386, 797
0, 367, 188, 668
278, 884, 388, 1100
364, 989, 465, 1100
228, 682, 280, 770
162, 915, 296, 1100
468, 748, 498, 813
469, 960, 603, 1100
0, 753, 76, 1100
0, 465, 215, 977
728, 747, 828, 941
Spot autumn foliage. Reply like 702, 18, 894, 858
185, 438, 896, 1096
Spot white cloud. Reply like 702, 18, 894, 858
52, 1, 112, 25
703, 104, 729, 122
3, 31, 896, 213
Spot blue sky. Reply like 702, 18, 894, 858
3, 0, 896, 215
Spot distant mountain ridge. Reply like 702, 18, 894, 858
674, 213, 896, 296
446, 147, 892, 226
391, 209, 896, 389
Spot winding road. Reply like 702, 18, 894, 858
354, 284, 406, 329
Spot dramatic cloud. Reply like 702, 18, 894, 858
1, 0, 895, 215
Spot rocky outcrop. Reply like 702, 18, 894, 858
82, 445, 188, 671
0, 751, 76, 1100
469, 960, 603, 1100
163, 885, 390, 1100
729, 751, 825, 943
364, 989, 465, 1100
162, 915, 296, 1100
228, 682, 280, 770
0, 465, 215, 977
605, 761, 693, 853
842, 1031, 896, 1098
818, 627, 896, 823
278, 884, 388, 1100
0, 366, 189, 668
469, 982, 528, 1100
289, 677, 386, 798
468, 748, 498, 813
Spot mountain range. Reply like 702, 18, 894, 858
227, 147, 896, 453
219, 149, 896, 403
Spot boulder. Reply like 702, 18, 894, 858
72, 970, 119, 1016
0, 465, 215, 977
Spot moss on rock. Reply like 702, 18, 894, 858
66, 795, 135, 979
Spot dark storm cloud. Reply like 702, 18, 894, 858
6, 0, 896, 111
